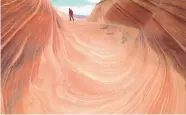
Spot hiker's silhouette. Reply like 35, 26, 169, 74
69, 8, 74, 21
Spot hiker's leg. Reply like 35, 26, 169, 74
72, 15, 74, 21
69, 15, 71, 21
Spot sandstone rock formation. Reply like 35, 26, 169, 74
1, 0, 186, 114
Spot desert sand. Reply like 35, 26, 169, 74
1, 0, 186, 114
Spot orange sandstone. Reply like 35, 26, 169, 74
1, 0, 186, 114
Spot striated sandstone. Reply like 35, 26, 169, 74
1, 0, 186, 114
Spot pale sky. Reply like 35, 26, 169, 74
50, 0, 100, 15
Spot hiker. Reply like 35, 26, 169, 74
69, 8, 74, 22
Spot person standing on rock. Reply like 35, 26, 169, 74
69, 8, 74, 22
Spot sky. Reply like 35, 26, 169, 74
50, 0, 100, 16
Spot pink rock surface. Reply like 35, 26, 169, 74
1, 0, 186, 114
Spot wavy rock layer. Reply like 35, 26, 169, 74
1, 0, 186, 114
